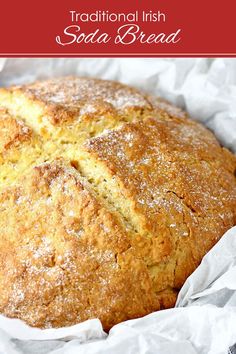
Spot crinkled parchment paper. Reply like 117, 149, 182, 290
0, 58, 236, 354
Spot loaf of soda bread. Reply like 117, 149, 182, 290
0, 77, 235, 331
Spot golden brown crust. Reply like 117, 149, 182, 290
4, 77, 152, 124
0, 160, 158, 330
0, 109, 43, 188
0, 77, 162, 146
81, 116, 236, 291
0, 76, 235, 330
0, 109, 32, 153
147, 95, 188, 120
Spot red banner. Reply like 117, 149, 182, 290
0, 0, 235, 57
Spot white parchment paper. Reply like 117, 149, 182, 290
0, 58, 236, 354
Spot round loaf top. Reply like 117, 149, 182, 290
0, 77, 235, 330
